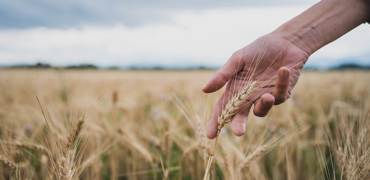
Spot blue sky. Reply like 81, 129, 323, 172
0, 0, 369, 68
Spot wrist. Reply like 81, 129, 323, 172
273, 0, 369, 56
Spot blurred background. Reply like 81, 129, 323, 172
0, 0, 369, 69
1, 1, 370, 179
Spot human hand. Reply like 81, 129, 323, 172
203, 33, 309, 139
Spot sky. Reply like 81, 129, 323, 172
0, 0, 369, 68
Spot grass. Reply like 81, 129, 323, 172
0, 69, 369, 179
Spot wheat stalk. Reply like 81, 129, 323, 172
59, 120, 84, 180
238, 145, 268, 170
203, 81, 257, 180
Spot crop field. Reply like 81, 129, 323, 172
0, 69, 369, 180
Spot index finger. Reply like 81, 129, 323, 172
207, 93, 227, 139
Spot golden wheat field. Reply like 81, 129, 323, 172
0, 69, 369, 180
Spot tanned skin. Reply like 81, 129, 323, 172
203, 0, 369, 139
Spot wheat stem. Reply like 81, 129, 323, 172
239, 145, 268, 170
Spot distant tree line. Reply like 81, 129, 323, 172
5, 62, 98, 70
332, 63, 370, 70
2, 62, 216, 70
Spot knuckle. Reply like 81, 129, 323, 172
231, 51, 242, 61
275, 91, 291, 105
217, 71, 229, 84
274, 95, 286, 105
254, 108, 267, 117
277, 98, 286, 104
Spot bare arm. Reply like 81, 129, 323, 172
275, 0, 369, 55
204, 0, 370, 138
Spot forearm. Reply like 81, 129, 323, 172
274, 0, 369, 56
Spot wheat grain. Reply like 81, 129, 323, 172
61, 120, 84, 180
65, 120, 84, 150
216, 81, 256, 136
1, 141, 51, 157
0, 155, 19, 169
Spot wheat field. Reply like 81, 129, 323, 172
0, 69, 369, 180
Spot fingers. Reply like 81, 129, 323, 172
230, 106, 251, 136
202, 54, 242, 93
207, 66, 291, 138
253, 93, 275, 117
207, 95, 225, 139
273, 67, 290, 105
207, 92, 251, 138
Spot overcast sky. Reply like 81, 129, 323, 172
0, 0, 369, 68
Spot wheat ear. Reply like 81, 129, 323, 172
65, 120, 84, 149
1, 141, 51, 157
216, 81, 256, 135
0, 155, 19, 169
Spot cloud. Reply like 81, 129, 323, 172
0, 3, 368, 67
0, 0, 316, 28
0, 6, 305, 65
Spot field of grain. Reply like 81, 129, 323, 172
0, 69, 369, 180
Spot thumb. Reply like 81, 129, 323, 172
202, 54, 242, 93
